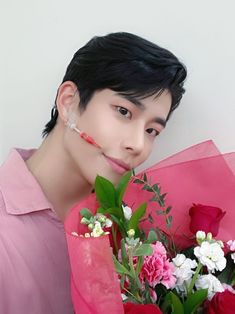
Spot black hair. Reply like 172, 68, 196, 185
42, 32, 187, 137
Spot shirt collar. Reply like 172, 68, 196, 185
0, 148, 53, 215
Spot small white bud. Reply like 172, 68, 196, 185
96, 214, 106, 223
71, 231, 79, 237
88, 223, 94, 230
105, 218, 113, 228
91, 221, 104, 237
127, 229, 135, 238
81, 217, 89, 224
196, 231, 206, 241
217, 240, 224, 248
206, 232, 213, 241
122, 205, 132, 220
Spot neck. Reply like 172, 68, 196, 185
26, 130, 92, 222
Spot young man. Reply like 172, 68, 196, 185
0, 32, 186, 313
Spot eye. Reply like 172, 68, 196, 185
146, 128, 160, 137
116, 106, 132, 119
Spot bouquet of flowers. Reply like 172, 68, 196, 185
64, 140, 235, 313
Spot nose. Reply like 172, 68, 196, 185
121, 125, 145, 155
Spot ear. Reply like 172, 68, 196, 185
56, 81, 80, 124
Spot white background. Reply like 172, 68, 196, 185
1, 0, 234, 169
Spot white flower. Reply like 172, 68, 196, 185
122, 205, 132, 220
96, 214, 106, 223
196, 231, 206, 242
105, 218, 112, 228
227, 240, 235, 251
91, 221, 104, 237
195, 274, 224, 300
173, 254, 197, 285
174, 278, 191, 296
121, 293, 128, 301
194, 241, 226, 272
231, 253, 235, 263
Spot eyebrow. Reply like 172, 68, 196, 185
116, 93, 167, 128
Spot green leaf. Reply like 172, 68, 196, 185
150, 195, 159, 202
128, 203, 147, 231
112, 255, 132, 276
142, 185, 153, 192
133, 178, 143, 184
152, 183, 160, 193
147, 230, 158, 243
135, 255, 144, 275
95, 175, 116, 208
148, 214, 154, 224
165, 206, 172, 214
143, 173, 147, 182
183, 289, 207, 314
110, 214, 126, 234
163, 292, 184, 314
156, 210, 166, 215
133, 243, 153, 256
107, 207, 124, 219
166, 215, 173, 228
116, 171, 132, 207
97, 207, 105, 214
120, 274, 126, 290
97, 206, 124, 220
80, 208, 93, 219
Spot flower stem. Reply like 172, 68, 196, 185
122, 287, 142, 303
111, 225, 118, 254
129, 249, 142, 290
188, 263, 202, 295
132, 176, 164, 207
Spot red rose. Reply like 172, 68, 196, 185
189, 203, 226, 237
124, 302, 162, 314
206, 290, 235, 314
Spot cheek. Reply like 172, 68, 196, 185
80, 109, 118, 136
87, 116, 121, 146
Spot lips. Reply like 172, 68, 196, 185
104, 155, 131, 175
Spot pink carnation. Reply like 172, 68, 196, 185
140, 242, 176, 289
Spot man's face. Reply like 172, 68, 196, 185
62, 88, 171, 186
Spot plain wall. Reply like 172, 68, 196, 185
1, 0, 235, 170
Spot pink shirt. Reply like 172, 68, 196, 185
0, 148, 74, 314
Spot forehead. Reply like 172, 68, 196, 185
116, 90, 172, 109
94, 88, 171, 106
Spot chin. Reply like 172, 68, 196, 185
90, 171, 122, 186
105, 172, 124, 186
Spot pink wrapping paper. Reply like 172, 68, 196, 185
64, 197, 124, 314
125, 140, 235, 248
64, 140, 235, 312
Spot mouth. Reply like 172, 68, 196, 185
103, 154, 131, 175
